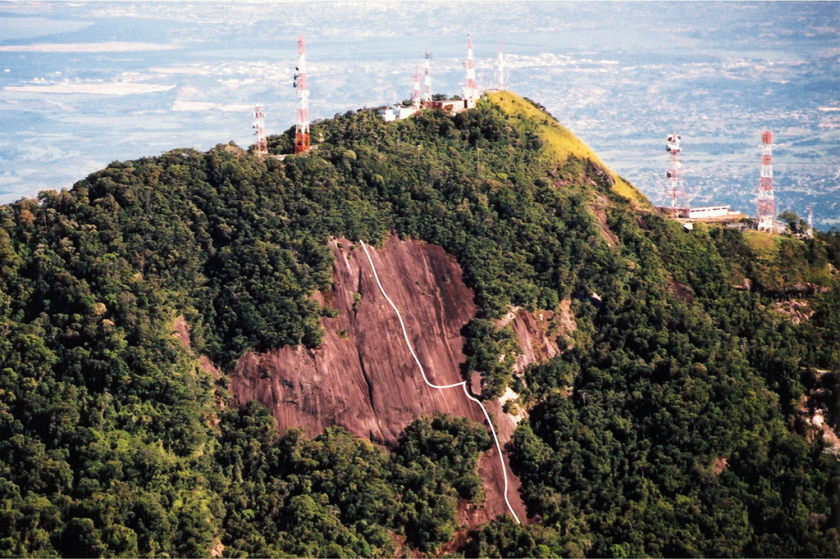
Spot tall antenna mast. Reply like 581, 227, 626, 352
807, 205, 814, 237
424, 51, 432, 103
294, 34, 311, 155
757, 131, 774, 232
253, 104, 267, 155
665, 134, 685, 218
497, 42, 505, 90
463, 35, 479, 106
413, 64, 421, 110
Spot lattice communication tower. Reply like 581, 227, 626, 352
253, 104, 267, 155
757, 131, 774, 232
413, 64, 421, 110
463, 35, 479, 104
497, 42, 506, 90
293, 34, 311, 154
424, 51, 432, 103
665, 134, 686, 218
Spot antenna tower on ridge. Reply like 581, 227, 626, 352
807, 205, 814, 237
463, 35, 479, 107
253, 104, 267, 155
293, 34, 311, 154
497, 42, 506, 90
413, 64, 421, 110
757, 131, 774, 232
424, 51, 432, 103
665, 134, 686, 218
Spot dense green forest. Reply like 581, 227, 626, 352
0, 91, 838, 557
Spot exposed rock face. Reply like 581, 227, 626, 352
775, 299, 814, 325
498, 301, 576, 375
227, 235, 527, 524
173, 316, 222, 381
798, 371, 840, 456
591, 193, 619, 247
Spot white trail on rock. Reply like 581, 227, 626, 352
359, 240, 521, 524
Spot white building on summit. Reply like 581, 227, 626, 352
687, 205, 734, 219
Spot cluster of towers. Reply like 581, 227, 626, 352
253, 35, 507, 153
254, 37, 806, 233
662, 129, 805, 232
387, 37, 505, 120
252, 34, 310, 156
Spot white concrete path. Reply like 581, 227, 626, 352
360, 240, 521, 524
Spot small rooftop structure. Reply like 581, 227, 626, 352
425, 97, 477, 114
396, 105, 418, 119
379, 104, 418, 122
686, 205, 734, 219
660, 205, 746, 223
380, 107, 396, 122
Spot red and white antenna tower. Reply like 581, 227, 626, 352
423, 51, 432, 103
665, 134, 686, 218
413, 64, 421, 111
253, 104, 267, 155
463, 35, 479, 106
757, 130, 774, 232
294, 34, 310, 155
497, 42, 506, 90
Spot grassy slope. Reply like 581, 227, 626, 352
742, 230, 835, 288
485, 91, 651, 208
486, 92, 832, 292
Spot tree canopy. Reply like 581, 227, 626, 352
0, 92, 838, 557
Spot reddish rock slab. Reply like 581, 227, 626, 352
228, 235, 528, 524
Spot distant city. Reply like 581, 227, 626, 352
1, 2, 838, 228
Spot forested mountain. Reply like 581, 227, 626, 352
0, 92, 838, 557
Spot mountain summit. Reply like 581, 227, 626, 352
0, 92, 838, 557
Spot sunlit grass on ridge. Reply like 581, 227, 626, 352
485, 91, 650, 209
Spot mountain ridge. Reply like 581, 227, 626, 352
0, 92, 838, 557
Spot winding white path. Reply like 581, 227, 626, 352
359, 240, 521, 524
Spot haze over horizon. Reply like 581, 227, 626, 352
1, 1, 838, 227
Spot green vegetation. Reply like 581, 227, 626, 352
485, 92, 648, 207
505, 214, 840, 557
217, 409, 488, 557
740, 229, 834, 290
0, 91, 838, 556
462, 318, 520, 398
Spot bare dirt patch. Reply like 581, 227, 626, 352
172, 316, 192, 348
591, 194, 619, 247
666, 277, 694, 302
